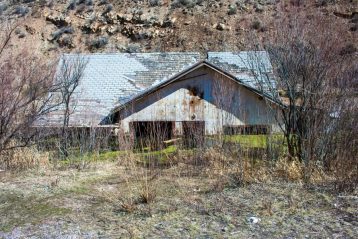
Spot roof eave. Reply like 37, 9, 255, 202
108, 60, 285, 119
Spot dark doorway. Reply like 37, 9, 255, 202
130, 121, 174, 150
182, 121, 205, 148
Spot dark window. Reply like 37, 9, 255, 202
223, 125, 270, 135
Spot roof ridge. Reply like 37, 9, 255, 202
62, 52, 202, 56
208, 51, 268, 54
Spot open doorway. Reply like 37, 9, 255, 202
130, 121, 174, 150
182, 121, 205, 148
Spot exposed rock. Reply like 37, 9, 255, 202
45, 13, 71, 27
117, 13, 133, 24
247, 216, 261, 224
18, 32, 26, 38
105, 12, 118, 24
0, 0, 354, 57
132, 15, 145, 24
15, 28, 26, 38
214, 23, 226, 31
145, 17, 161, 27
120, 25, 153, 41
81, 22, 103, 34
25, 25, 36, 35
121, 25, 136, 38
99, 25, 109, 33
333, 11, 357, 19
57, 35, 74, 48
161, 17, 176, 28
107, 25, 119, 35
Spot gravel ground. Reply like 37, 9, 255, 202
0, 161, 357, 238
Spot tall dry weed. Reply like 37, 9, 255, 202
274, 158, 303, 181
0, 142, 49, 170
116, 150, 159, 208
199, 146, 331, 187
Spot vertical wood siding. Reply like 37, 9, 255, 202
118, 66, 280, 135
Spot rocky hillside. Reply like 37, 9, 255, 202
0, 0, 357, 56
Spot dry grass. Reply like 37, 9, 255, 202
138, 180, 157, 204
200, 147, 329, 187
0, 145, 356, 238
0, 144, 49, 170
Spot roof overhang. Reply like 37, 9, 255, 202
104, 60, 285, 123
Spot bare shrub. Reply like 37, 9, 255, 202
102, 3, 113, 15
243, 10, 357, 189
115, 136, 159, 205
85, 0, 93, 6
0, 142, 49, 170
67, 0, 76, 10
200, 145, 329, 188
118, 199, 137, 213
171, 0, 196, 9
55, 54, 88, 158
228, 5, 237, 15
0, 3, 8, 15
98, 0, 109, 6
329, 107, 358, 192
251, 20, 262, 30
13, 5, 29, 16
51, 26, 74, 41
138, 180, 157, 204
274, 158, 303, 181
149, 0, 161, 7
86, 36, 108, 50
0, 22, 59, 160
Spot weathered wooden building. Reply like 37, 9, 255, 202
41, 52, 283, 144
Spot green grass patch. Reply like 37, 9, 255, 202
207, 134, 285, 149
138, 145, 178, 165
54, 146, 179, 168
137, 145, 177, 156
223, 135, 268, 148
57, 150, 127, 166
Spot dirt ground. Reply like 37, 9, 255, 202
0, 160, 357, 239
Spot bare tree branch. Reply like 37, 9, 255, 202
56, 54, 88, 158
0, 22, 60, 155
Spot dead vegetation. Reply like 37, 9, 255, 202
0, 153, 357, 238
0, 2, 357, 237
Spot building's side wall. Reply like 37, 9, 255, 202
119, 66, 281, 135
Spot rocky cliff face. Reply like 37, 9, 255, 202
0, 0, 357, 56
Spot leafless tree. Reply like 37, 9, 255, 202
56, 54, 88, 157
244, 12, 357, 182
0, 22, 58, 156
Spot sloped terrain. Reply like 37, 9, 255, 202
0, 0, 356, 57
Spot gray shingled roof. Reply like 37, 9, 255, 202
207, 51, 276, 94
39, 53, 201, 126
39, 52, 276, 127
